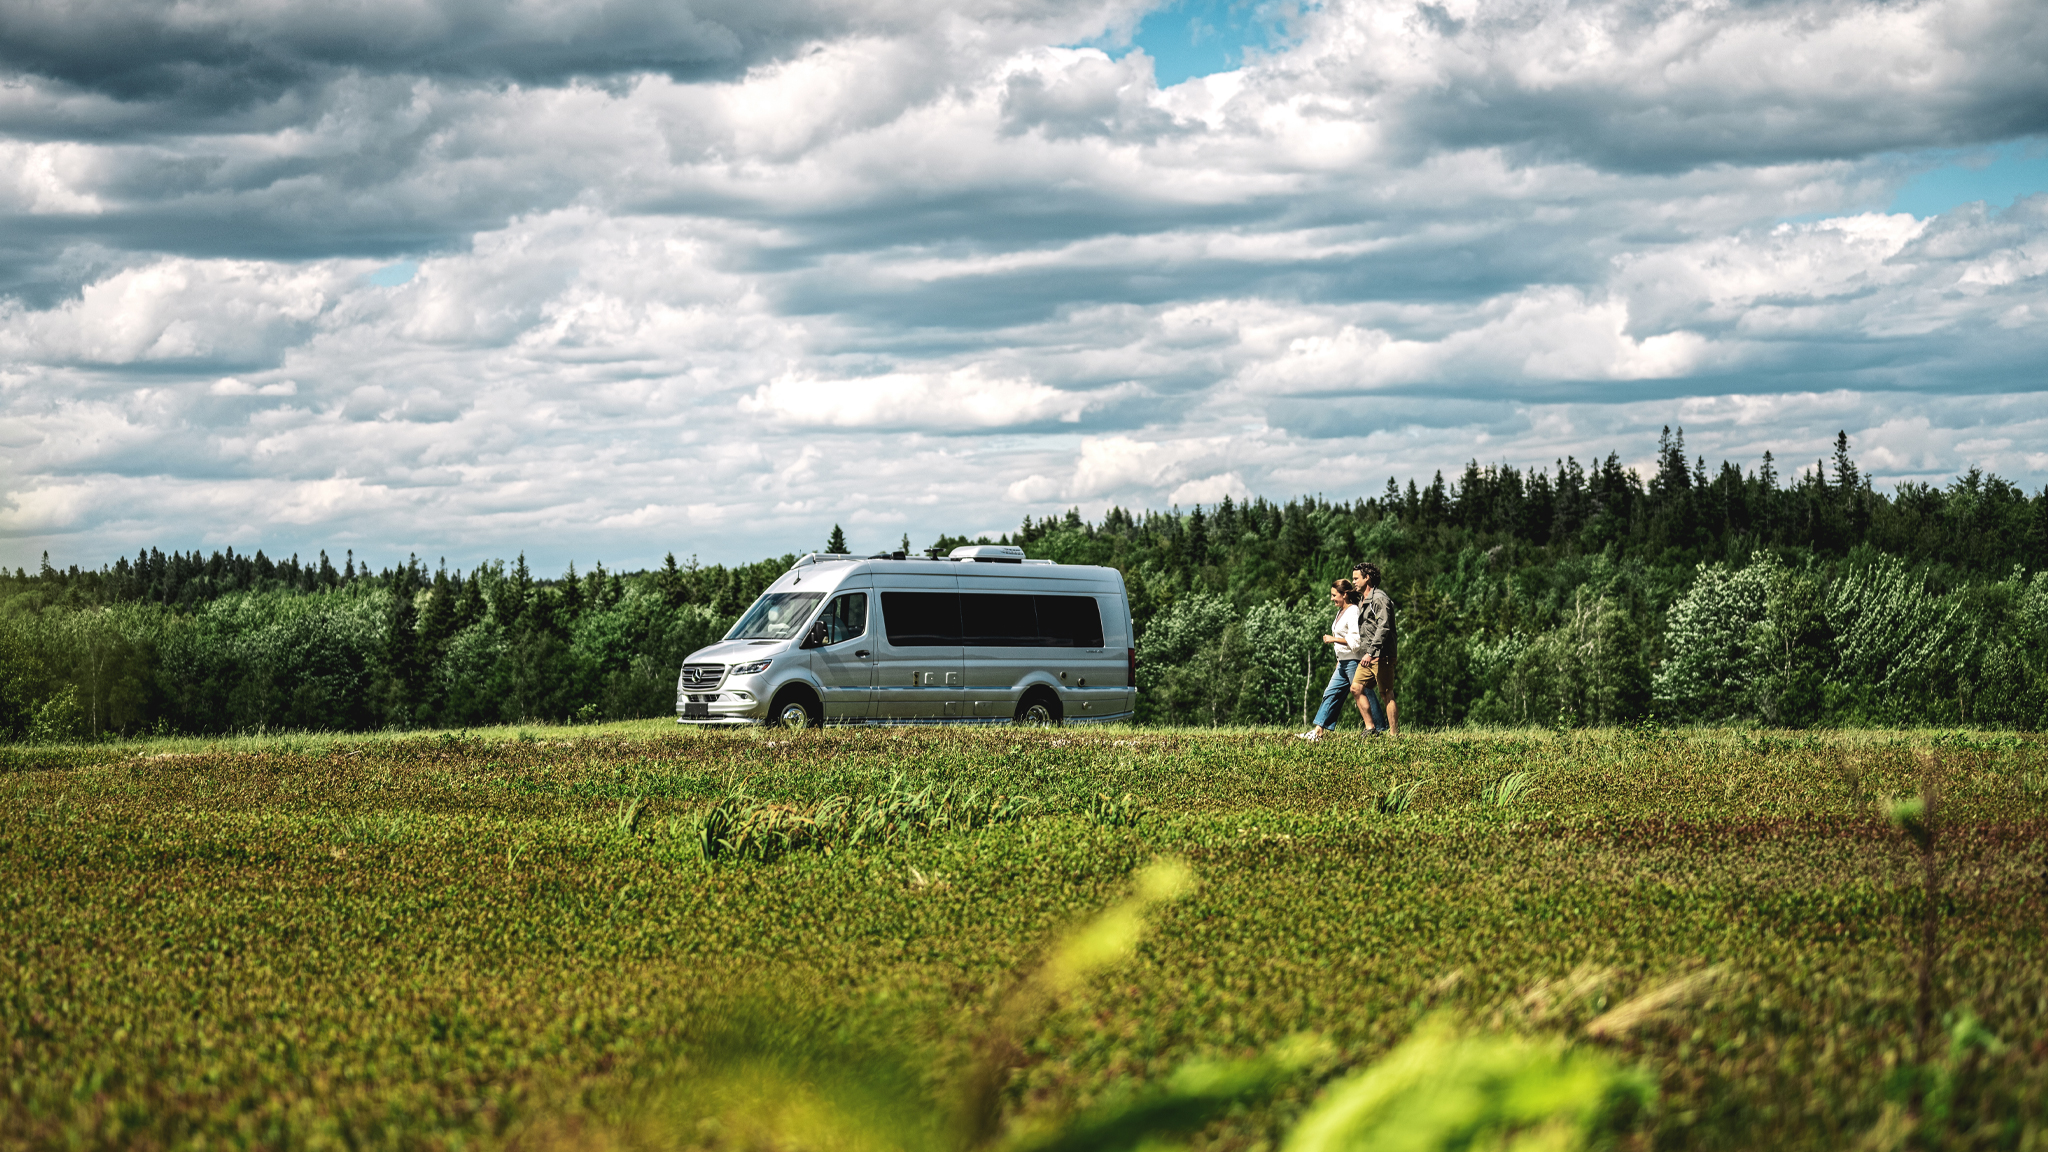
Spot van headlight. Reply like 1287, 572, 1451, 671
730, 659, 773, 676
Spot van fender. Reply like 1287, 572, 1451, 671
1013, 671, 1063, 691
767, 670, 826, 702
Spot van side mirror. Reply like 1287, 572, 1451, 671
801, 620, 829, 649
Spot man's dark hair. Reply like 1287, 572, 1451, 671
1354, 562, 1382, 588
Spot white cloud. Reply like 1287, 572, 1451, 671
0, 142, 104, 215
1235, 288, 1721, 400
1169, 471, 1250, 505
740, 366, 1117, 429
1006, 474, 1061, 502
1066, 434, 1239, 499
5, 0, 2048, 569
208, 377, 298, 397
0, 259, 341, 366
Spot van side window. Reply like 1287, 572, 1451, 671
961, 593, 1037, 645
882, 591, 1103, 647
1034, 595, 1104, 647
881, 592, 962, 646
821, 593, 868, 645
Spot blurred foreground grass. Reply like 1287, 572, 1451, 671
4, 725, 2045, 1150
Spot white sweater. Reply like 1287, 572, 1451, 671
1330, 604, 1364, 661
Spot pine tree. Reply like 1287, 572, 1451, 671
498, 554, 532, 627
457, 567, 486, 628
381, 587, 423, 726
559, 562, 583, 622
1653, 426, 1691, 497
420, 562, 456, 653
827, 524, 848, 553
656, 552, 689, 607
2025, 486, 2048, 571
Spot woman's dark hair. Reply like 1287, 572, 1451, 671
1331, 577, 1359, 604
1353, 562, 1382, 589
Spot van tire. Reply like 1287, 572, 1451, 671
1014, 688, 1063, 727
769, 687, 822, 730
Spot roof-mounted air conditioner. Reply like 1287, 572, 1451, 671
949, 544, 1026, 563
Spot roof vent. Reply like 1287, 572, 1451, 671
949, 545, 1027, 563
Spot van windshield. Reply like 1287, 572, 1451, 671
725, 592, 824, 641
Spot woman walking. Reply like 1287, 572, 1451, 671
1297, 578, 1362, 741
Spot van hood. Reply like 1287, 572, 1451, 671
685, 638, 792, 664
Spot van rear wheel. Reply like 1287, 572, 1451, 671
1014, 690, 1062, 727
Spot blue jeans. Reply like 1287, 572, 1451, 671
1312, 660, 1358, 729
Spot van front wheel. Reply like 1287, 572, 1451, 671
1014, 690, 1062, 727
770, 689, 822, 730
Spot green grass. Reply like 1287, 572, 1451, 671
3, 726, 2045, 1150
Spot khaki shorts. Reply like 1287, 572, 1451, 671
1351, 655, 1398, 701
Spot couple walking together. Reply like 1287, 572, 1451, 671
1301, 561, 1398, 740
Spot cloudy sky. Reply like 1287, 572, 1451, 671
4, 0, 2047, 572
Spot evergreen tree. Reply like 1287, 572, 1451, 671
420, 563, 457, 654
826, 525, 848, 554
497, 554, 532, 627
381, 586, 424, 725
656, 553, 690, 607
456, 567, 486, 628
558, 562, 583, 623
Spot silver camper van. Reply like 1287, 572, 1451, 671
675, 545, 1136, 727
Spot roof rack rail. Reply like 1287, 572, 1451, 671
792, 547, 1045, 567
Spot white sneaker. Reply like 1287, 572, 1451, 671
1295, 729, 1323, 741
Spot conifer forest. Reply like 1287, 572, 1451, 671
7, 429, 2048, 739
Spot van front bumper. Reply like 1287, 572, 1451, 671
676, 689, 766, 726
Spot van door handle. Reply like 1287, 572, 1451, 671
855, 649, 870, 658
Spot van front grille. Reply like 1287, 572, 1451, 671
679, 664, 726, 691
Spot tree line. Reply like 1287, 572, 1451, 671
5, 428, 2047, 739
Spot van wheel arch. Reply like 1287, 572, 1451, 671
769, 684, 823, 729
1014, 687, 1063, 727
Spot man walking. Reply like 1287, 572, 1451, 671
1350, 562, 1399, 736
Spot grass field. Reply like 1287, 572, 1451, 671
4, 723, 2046, 1151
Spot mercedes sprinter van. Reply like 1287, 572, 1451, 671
675, 545, 1136, 727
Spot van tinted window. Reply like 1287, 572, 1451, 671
880, 592, 962, 646
1034, 595, 1104, 647
960, 593, 1038, 645
884, 591, 1104, 648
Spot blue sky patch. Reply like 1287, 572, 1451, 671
1126, 0, 1288, 87
1891, 139, 2048, 217
366, 261, 418, 287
